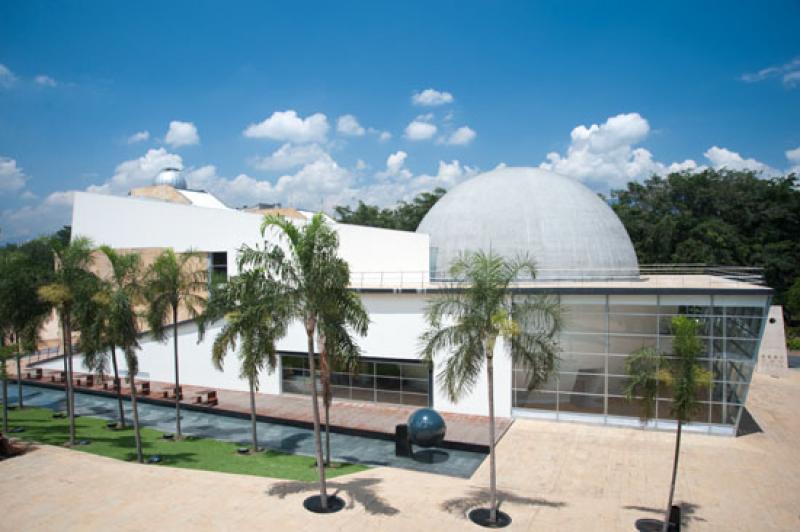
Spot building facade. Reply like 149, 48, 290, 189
52, 166, 771, 436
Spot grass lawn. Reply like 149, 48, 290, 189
4, 406, 367, 481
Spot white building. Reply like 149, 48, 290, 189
61, 166, 772, 435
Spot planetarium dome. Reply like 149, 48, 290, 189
416, 167, 640, 281
153, 167, 187, 190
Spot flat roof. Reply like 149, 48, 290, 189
350, 274, 773, 296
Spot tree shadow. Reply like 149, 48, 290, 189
625, 502, 705, 530
440, 487, 565, 518
273, 432, 311, 453
266, 477, 399, 516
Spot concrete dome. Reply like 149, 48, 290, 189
154, 167, 187, 190
417, 167, 639, 281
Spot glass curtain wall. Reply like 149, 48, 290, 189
281, 354, 431, 407
512, 294, 768, 434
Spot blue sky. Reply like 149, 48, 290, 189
1, 1, 799, 241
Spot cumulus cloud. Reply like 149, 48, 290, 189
703, 146, 778, 174
787, 146, 800, 174
250, 143, 327, 171
336, 114, 365, 136
741, 57, 800, 88
0, 64, 17, 88
404, 116, 437, 141
1, 190, 75, 241
243, 110, 329, 143
376, 151, 412, 180
0, 156, 29, 192
412, 88, 454, 106
127, 130, 150, 144
34, 75, 57, 87
539, 113, 682, 187
89, 148, 183, 195
440, 126, 477, 146
164, 121, 200, 148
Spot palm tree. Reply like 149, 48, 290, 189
1, 344, 13, 433
419, 251, 562, 526
199, 268, 291, 452
37, 236, 96, 445
240, 213, 358, 512
317, 288, 368, 466
78, 247, 144, 430
625, 315, 711, 532
144, 248, 207, 439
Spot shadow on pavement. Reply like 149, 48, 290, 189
266, 476, 399, 516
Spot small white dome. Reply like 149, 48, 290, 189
154, 167, 187, 190
416, 167, 640, 281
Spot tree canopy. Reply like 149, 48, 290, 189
334, 187, 446, 231
608, 169, 800, 303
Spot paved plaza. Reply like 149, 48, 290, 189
2, 369, 799, 530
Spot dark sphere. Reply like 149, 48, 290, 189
407, 408, 447, 448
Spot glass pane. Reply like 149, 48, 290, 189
726, 317, 763, 339
351, 374, 375, 389
402, 393, 429, 406
513, 370, 558, 392
607, 375, 633, 396
376, 376, 401, 391
608, 304, 659, 315
607, 355, 629, 376
659, 316, 712, 336
607, 396, 645, 418
376, 390, 402, 404
376, 363, 401, 377
563, 311, 607, 334
330, 372, 350, 386
561, 333, 606, 354
609, 314, 657, 334
401, 378, 428, 394
559, 393, 604, 414
660, 337, 712, 357
608, 335, 656, 355
558, 373, 605, 395
350, 387, 374, 402
725, 339, 759, 360
401, 363, 429, 379
557, 353, 605, 373
331, 385, 350, 399
282, 378, 310, 395
514, 390, 558, 411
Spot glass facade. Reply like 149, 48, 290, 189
280, 354, 431, 407
512, 294, 768, 433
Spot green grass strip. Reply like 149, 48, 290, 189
4, 406, 367, 481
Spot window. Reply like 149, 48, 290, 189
210, 252, 228, 284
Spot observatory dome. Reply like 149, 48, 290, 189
154, 167, 187, 190
416, 167, 639, 281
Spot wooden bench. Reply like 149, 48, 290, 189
26, 368, 43, 380
194, 390, 218, 407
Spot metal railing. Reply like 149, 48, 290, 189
349, 264, 766, 290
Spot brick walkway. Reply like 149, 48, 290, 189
11, 363, 511, 449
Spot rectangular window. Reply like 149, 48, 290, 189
210, 252, 228, 284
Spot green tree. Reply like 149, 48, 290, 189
419, 251, 562, 525
36, 236, 96, 445
334, 188, 446, 231
200, 267, 292, 452
610, 170, 800, 303
78, 247, 143, 431
317, 281, 369, 466
786, 277, 800, 321
0, 239, 54, 409
144, 248, 208, 439
240, 213, 355, 511
1, 344, 13, 433
625, 316, 712, 532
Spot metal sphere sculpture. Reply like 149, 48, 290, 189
407, 408, 446, 448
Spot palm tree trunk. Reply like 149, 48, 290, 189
60, 315, 71, 421
324, 397, 331, 467
110, 345, 126, 428
64, 311, 76, 445
172, 305, 182, 439
129, 375, 143, 463
306, 321, 328, 510
249, 377, 258, 453
15, 342, 23, 409
662, 421, 682, 532
486, 352, 498, 524
2, 358, 8, 433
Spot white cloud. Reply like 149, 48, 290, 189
412, 88, 454, 106
1, 190, 75, 241
34, 75, 57, 87
127, 131, 150, 144
404, 117, 437, 141
741, 57, 800, 88
355, 159, 367, 171
440, 126, 477, 146
540, 113, 672, 186
164, 121, 200, 148
336, 114, 365, 136
377, 151, 412, 180
89, 148, 183, 195
0, 64, 17, 88
0, 156, 28, 192
788, 146, 800, 174
703, 146, 777, 174
379, 131, 392, 142
250, 143, 327, 171
243, 110, 329, 143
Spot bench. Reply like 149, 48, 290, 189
194, 390, 218, 407
26, 368, 43, 380
139, 382, 150, 396
51, 371, 66, 383
162, 386, 183, 400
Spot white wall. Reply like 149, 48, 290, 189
71, 192, 429, 277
